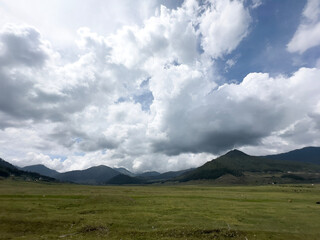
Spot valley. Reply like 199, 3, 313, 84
1, 180, 320, 239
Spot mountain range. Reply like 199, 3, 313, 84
263, 146, 320, 165
178, 149, 320, 184
22, 164, 59, 177
19, 163, 195, 184
0, 158, 55, 182
2, 146, 320, 185
55, 165, 119, 185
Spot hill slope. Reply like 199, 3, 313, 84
22, 164, 59, 177
264, 146, 320, 165
137, 171, 160, 178
113, 167, 135, 177
142, 169, 195, 181
178, 150, 320, 183
106, 174, 145, 185
54, 165, 119, 185
0, 158, 55, 182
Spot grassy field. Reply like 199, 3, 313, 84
0, 180, 319, 239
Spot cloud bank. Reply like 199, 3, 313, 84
0, 0, 320, 172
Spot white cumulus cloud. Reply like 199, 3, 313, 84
1, 1, 319, 173
287, 0, 320, 54
199, 0, 251, 58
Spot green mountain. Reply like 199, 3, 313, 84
142, 169, 195, 181
0, 158, 55, 182
264, 146, 320, 165
54, 165, 119, 185
22, 164, 59, 177
137, 171, 160, 178
178, 150, 320, 183
18, 163, 191, 185
4, 146, 319, 185
106, 174, 145, 185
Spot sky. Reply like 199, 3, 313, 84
0, 0, 320, 173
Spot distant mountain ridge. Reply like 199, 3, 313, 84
140, 169, 195, 181
7, 146, 320, 185
18, 163, 194, 185
22, 164, 59, 177
263, 146, 320, 165
0, 158, 55, 182
0, 158, 16, 171
178, 149, 320, 183
54, 165, 119, 185
113, 167, 135, 177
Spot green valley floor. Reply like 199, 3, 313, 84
0, 180, 319, 239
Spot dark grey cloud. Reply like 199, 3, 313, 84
0, 68, 95, 123
150, 69, 320, 156
152, 97, 282, 155
0, 71, 34, 119
158, 0, 184, 10
47, 125, 87, 149
78, 137, 117, 152
0, 25, 49, 68
47, 123, 118, 153
0, 26, 101, 125
0, 26, 65, 122
0, 112, 30, 129
310, 113, 320, 130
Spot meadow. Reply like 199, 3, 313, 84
0, 180, 319, 240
